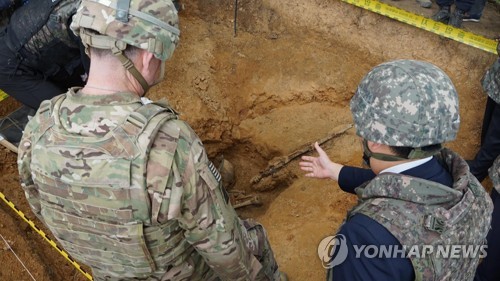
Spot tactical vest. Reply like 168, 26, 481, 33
29, 95, 194, 278
4, 0, 82, 76
489, 155, 500, 194
347, 150, 492, 281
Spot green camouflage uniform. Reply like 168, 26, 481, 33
17, 88, 279, 280
349, 148, 493, 280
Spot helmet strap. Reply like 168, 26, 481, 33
113, 50, 150, 94
407, 145, 443, 159
362, 139, 442, 162
79, 29, 150, 94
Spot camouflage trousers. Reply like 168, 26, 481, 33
239, 219, 280, 280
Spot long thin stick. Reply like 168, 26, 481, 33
0, 233, 37, 281
234, 0, 238, 37
0, 191, 93, 280
250, 124, 353, 184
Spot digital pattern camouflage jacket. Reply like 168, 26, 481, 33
17, 88, 278, 281
347, 148, 493, 281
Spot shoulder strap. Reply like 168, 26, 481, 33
32, 94, 66, 144
120, 103, 180, 225
122, 103, 177, 135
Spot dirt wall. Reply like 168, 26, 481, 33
0, 0, 498, 280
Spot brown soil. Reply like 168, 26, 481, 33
1, 0, 499, 280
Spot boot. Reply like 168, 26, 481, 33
215, 155, 236, 191
417, 0, 432, 9
449, 8, 465, 28
432, 6, 451, 23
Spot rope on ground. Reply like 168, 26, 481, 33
0, 233, 37, 281
0, 191, 93, 281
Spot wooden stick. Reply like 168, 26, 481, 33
250, 124, 353, 184
234, 0, 238, 37
0, 134, 18, 154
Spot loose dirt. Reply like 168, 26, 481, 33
1, 0, 499, 280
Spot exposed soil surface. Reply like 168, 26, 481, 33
1, 0, 499, 280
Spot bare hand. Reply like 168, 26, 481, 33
299, 142, 343, 181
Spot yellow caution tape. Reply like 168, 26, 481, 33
341, 0, 498, 55
0, 191, 93, 281
0, 89, 8, 103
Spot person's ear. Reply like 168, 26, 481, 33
140, 51, 158, 81
367, 141, 384, 152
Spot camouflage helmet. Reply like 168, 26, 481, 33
350, 59, 460, 148
70, 0, 180, 61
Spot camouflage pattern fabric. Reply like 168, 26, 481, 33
18, 87, 280, 280
347, 148, 493, 281
489, 155, 500, 194
23, 0, 81, 55
3, 0, 83, 76
351, 60, 460, 147
482, 58, 500, 104
70, 0, 179, 61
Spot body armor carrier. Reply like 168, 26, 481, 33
4, 0, 82, 76
29, 96, 194, 278
347, 150, 492, 281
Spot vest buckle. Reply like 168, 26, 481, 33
126, 112, 147, 130
424, 215, 445, 234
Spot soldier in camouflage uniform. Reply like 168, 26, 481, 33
468, 55, 500, 182
17, 0, 285, 280
300, 60, 493, 280
473, 54, 500, 281
0, 0, 89, 109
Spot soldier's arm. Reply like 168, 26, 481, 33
151, 120, 262, 280
178, 137, 261, 280
338, 166, 376, 194
17, 118, 41, 215
149, 120, 261, 280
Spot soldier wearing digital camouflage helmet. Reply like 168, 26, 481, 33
300, 59, 493, 280
17, 0, 286, 280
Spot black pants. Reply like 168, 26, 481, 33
0, 33, 88, 109
469, 97, 500, 182
435, 0, 475, 11
0, 64, 86, 109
